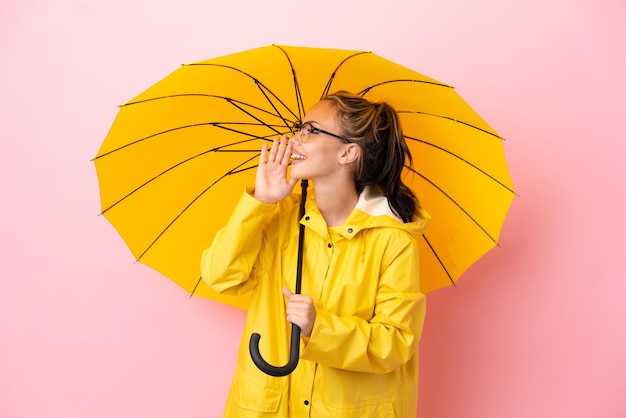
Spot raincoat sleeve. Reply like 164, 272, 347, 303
300, 235, 425, 374
201, 189, 277, 296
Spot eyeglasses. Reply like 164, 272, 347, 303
291, 120, 352, 144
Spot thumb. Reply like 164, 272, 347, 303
282, 287, 294, 299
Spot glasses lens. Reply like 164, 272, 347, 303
293, 121, 310, 142
302, 122, 310, 142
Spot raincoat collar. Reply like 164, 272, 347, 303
300, 186, 430, 240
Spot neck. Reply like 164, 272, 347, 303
311, 179, 359, 227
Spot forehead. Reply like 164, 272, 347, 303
304, 100, 340, 124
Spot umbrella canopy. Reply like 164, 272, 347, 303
94, 44, 515, 310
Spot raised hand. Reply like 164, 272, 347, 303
254, 135, 297, 204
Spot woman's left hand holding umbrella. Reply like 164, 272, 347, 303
283, 287, 317, 337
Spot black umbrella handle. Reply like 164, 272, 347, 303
249, 324, 301, 377
248, 180, 308, 377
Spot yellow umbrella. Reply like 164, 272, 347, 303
94, 44, 515, 310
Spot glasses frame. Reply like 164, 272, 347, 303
291, 120, 352, 144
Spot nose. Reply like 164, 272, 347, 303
289, 130, 303, 145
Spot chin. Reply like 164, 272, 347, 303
289, 166, 305, 180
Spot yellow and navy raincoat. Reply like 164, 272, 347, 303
202, 186, 430, 417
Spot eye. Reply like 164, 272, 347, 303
302, 122, 314, 135
302, 122, 319, 135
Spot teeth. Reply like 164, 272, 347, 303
291, 154, 306, 160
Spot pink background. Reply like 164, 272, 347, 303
1, 0, 625, 417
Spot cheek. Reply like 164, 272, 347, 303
290, 153, 336, 178
311, 151, 338, 169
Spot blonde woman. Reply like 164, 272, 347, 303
202, 91, 430, 417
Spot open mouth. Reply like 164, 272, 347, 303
290, 153, 306, 161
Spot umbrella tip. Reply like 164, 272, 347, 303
190, 277, 203, 298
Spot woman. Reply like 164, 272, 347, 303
201, 91, 430, 417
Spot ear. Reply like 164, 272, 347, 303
338, 143, 360, 165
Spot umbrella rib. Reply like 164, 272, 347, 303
228, 164, 262, 175
321, 50, 372, 99
94, 123, 213, 160
123, 94, 283, 118
405, 135, 516, 196
407, 165, 499, 245
273, 45, 305, 121
254, 83, 299, 132
226, 95, 293, 137
123, 92, 296, 145
94, 121, 285, 160
421, 234, 456, 287
186, 62, 300, 121
399, 110, 504, 140
214, 122, 292, 140
359, 79, 452, 95
100, 137, 265, 214
112, 94, 296, 154
135, 153, 261, 262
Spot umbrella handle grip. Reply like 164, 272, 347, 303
249, 324, 301, 377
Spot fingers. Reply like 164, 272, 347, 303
283, 287, 316, 337
259, 141, 268, 164
280, 138, 293, 165
267, 137, 279, 163
266, 136, 290, 165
